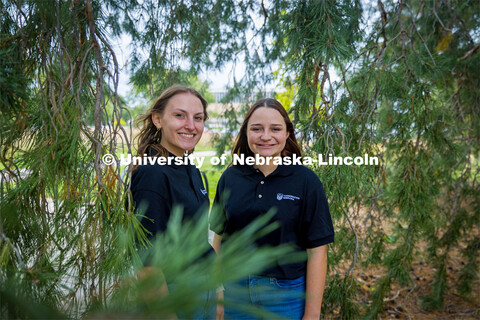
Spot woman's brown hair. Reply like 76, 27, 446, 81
136, 85, 208, 158
232, 98, 301, 158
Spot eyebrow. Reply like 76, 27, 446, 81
173, 108, 204, 115
249, 123, 284, 126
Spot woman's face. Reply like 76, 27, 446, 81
246, 107, 289, 158
152, 92, 205, 156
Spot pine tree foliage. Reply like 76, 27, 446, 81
1, 0, 479, 319
0, 0, 142, 316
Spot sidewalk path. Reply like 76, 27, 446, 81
191, 150, 217, 157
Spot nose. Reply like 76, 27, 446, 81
260, 131, 272, 141
185, 117, 195, 130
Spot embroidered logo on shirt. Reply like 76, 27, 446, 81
200, 189, 208, 195
277, 193, 300, 201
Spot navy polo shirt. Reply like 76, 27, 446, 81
210, 164, 334, 279
130, 153, 210, 240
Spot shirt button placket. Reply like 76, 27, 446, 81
258, 180, 265, 199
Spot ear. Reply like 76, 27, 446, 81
151, 113, 162, 130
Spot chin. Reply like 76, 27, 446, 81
257, 152, 278, 158
182, 144, 197, 152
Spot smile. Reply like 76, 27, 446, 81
179, 133, 195, 138
257, 144, 275, 147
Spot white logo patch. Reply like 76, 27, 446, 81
277, 193, 300, 201
200, 189, 207, 195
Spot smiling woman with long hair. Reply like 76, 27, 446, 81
130, 85, 216, 319
210, 98, 334, 319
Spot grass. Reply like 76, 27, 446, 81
193, 145, 214, 152
198, 155, 225, 203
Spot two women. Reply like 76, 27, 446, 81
131, 85, 334, 319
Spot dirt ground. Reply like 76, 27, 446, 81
332, 246, 480, 319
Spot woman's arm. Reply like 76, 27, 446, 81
212, 233, 224, 320
303, 245, 328, 320
212, 233, 222, 254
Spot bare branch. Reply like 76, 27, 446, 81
459, 44, 480, 61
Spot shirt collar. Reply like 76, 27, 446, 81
148, 148, 189, 170
236, 164, 257, 175
235, 163, 295, 177
272, 164, 295, 176
169, 153, 195, 170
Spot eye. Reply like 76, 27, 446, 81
175, 113, 185, 118
250, 127, 260, 132
272, 128, 282, 131
195, 115, 204, 121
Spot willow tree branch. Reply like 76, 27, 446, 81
86, 0, 106, 186
342, 206, 359, 290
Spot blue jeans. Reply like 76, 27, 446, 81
224, 275, 306, 320
168, 283, 216, 319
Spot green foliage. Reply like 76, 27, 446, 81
324, 275, 360, 319
212, 104, 244, 158
364, 276, 391, 320
1, 0, 479, 318
101, 208, 294, 319
1, 206, 294, 319
420, 262, 447, 310
131, 68, 215, 102
457, 236, 480, 297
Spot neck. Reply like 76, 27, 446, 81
162, 145, 185, 157
254, 163, 278, 177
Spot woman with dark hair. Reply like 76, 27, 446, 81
130, 85, 216, 319
210, 98, 334, 319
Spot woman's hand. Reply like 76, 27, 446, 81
213, 233, 224, 319
216, 290, 224, 320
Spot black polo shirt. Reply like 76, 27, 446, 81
130, 153, 210, 240
210, 164, 334, 279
